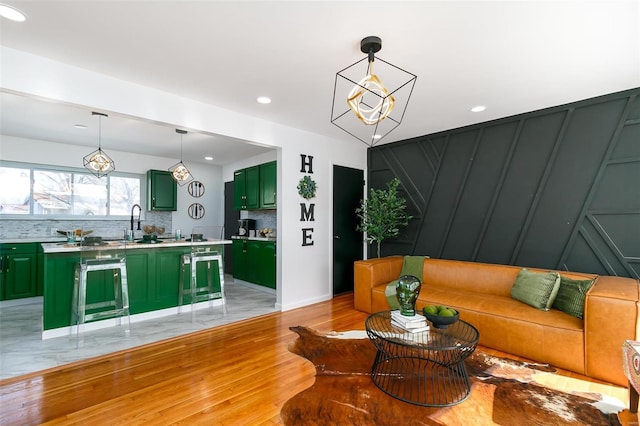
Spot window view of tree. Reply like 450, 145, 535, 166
72, 174, 107, 215
0, 164, 141, 217
33, 170, 72, 215
0, 167, 30, 214
110, 176, 140, 215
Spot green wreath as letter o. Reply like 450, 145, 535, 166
297, 175, 317, 199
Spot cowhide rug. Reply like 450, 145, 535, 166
281, 326, 625, 426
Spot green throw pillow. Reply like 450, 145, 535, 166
552, 276, 595, 319
510, 268, 561, 311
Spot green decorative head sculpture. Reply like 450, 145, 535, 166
396, 275, 421, 316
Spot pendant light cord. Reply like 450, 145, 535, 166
98, 115, 102, 150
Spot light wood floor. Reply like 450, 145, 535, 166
0, 293, 632, 425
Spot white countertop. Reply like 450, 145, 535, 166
41, 239, 232, 253
231, 236, 277, 242
1, 237, 67, 244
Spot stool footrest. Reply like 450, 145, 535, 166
84, 308, 130, 322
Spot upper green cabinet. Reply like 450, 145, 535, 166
147, 170, 177, 211
233, 165, 260, 210
234, 161, 276, 210
259, 161, 277, 209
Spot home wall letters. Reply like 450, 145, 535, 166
299, 154, 315, 247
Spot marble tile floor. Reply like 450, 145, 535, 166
0, 278, 277, 380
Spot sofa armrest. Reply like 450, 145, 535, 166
354, 256, 403, 313
584, 275, 640, 386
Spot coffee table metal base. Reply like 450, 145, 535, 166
365, 311, 479, 407
371, 350, 471, 407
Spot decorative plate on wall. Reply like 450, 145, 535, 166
188, 181, 205, 197
188, 203, 205, 219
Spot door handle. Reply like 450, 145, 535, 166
334, 235, 340, 239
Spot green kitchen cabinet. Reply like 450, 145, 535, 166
232, 239, 249, 281
43, 252, 79, 329
36, 244, 44, 296
147, 169, 177, 211
231, 239, 275, 289
258, 241, 276, 289
245, 240, 262, 284
259, 161, 277, 209
233, 166, 260, 210
1, 243, 38, 300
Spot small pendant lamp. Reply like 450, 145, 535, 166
169, 129, 194, 186
83, 112, 115, 177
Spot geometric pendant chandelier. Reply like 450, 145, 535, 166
168, 129, 194, 186
331, 36, 417, 147
83, 112, 115, 178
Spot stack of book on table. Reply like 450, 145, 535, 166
391, 311, 429, 333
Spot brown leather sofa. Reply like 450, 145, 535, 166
354, 256, 640, 387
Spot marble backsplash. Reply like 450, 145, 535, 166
0, 211, 172, 240
241, 209, 277, 235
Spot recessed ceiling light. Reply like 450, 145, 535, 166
204, 156, 213, 161
471, 105, 486, 113
0, 4, 26, 22
257, 96, 271, 104
74, 124, 88, 129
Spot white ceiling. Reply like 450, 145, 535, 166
1, 1, 639, 166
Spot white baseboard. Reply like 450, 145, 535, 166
0, 296, 42, 308
41, 299, 224, 340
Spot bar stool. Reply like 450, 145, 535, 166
72, 256, 131, 335
178, 250, 226, 319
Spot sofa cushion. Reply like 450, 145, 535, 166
510, 268, 561, 310
552, 276, 595, 319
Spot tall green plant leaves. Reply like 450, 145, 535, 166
355, 178, 412, 257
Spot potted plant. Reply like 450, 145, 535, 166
355, 177, 412, 258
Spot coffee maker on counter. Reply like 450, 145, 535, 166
237, 219, 256, 236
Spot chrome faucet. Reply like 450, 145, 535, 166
131, 204, 142, 232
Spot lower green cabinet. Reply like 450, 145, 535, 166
232, 240, 248, 281
258, 242, 276, 289
232, 239, 275, 289
42, 245, 224, 330
1, 243, 38, 300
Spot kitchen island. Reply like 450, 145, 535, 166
40, 239, 230, 338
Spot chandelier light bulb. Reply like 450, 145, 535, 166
88, 151, 112, 172
172, 164, 191, 182
347, 69, 395, 125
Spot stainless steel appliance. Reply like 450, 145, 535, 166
238, 219, 256, 236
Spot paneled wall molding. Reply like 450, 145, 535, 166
368, 88, 640, 278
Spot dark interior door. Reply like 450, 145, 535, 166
224, 181, 239, 274
333, 165, 364, 295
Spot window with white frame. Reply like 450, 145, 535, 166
0, 163, 141, 217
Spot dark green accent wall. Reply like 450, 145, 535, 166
368, 88, 640, 278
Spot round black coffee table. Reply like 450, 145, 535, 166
365, 310, 479, 407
